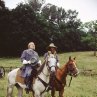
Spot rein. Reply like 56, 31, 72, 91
66, 64, 73, 87
68, 76, 72, 87
38, 77, 49, 95
42, 71, 50, 77
38, 77, 48, 87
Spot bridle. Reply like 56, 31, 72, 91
67, 62, 78, 76
46, 55, 57, 73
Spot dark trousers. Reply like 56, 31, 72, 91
25, 67, 38, 90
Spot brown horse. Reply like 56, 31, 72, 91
50, 56, 79, 97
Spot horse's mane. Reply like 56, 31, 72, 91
38, 60, 46, 74
59, 59, 75, 73
58, 62, 68, 73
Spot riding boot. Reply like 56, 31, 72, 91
26, 80, 32, 94
25, 76, 33, 94
27, 80, 32, 90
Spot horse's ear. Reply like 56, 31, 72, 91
73, 57, 76, 60
69, 56, 71, 60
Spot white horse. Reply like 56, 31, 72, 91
6, 54, 57, 97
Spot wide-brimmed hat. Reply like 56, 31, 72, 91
47, 43, 57, 50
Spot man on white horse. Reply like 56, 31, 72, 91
44, 43, 60, 91
6, 45, 58, 97
20, 42, 41, 93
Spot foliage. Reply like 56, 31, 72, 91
0, 1, 97, 56
28, 0, 45, 12
80, 21, 97, 52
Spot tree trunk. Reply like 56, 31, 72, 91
94, 32, 96, 56
94, 51, 96, 56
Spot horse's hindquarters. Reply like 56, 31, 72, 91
7, 68, 19, 97
8, 68, 19, 84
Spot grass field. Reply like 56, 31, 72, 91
0, 51, 97, 97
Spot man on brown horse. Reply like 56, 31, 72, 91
20, 42, 41, 93
44, 43, 60, 91
50, 57, 79, 97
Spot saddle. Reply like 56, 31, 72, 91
15, 68, 37, 85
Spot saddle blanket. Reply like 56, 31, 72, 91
15, 69, 25, 84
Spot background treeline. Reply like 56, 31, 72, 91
0, 0, 97, 56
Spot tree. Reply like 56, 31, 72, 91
0, 0, 5, 9
27, 0, 45, 12
0, 0, 12, 56
0, 1, 88, 56
82, 21, 97, 56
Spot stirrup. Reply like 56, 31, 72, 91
46, 86, 52, 92
25, 88, 29, 94
25, 85, 32, 94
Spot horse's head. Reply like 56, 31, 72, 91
46, 54, 57, 73
66, 56, 79, 77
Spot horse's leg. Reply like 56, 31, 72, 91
51, 90, 55, 97
17, 87, 23, 97
59, 88, 64, 97
41, 92, 46, 97
31, 91, 35, 97
34, 91, 41, 97
6, 84, 14, 97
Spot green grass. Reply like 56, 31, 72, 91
0, 51, 97, 97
